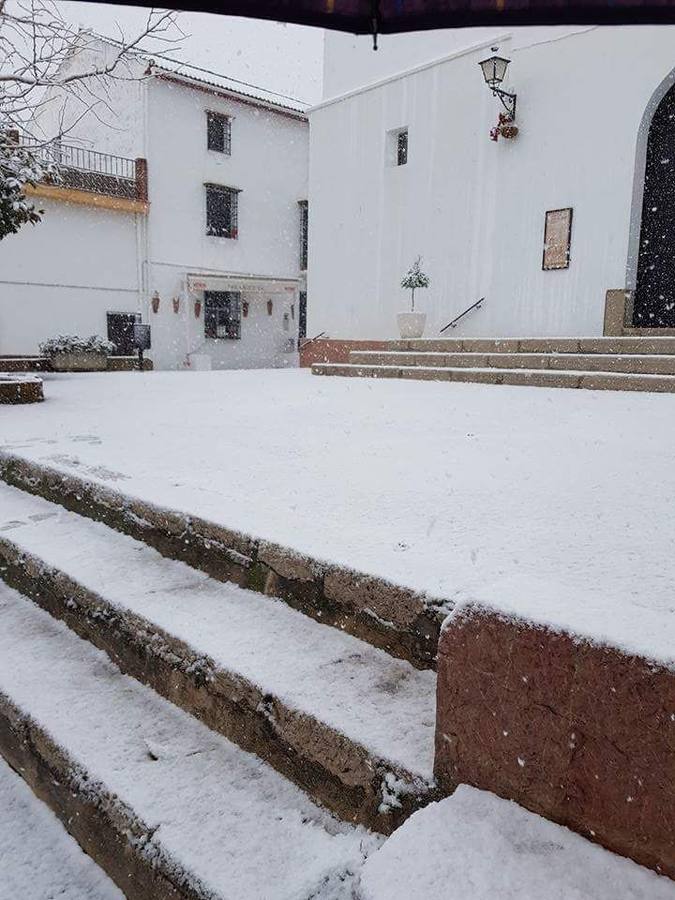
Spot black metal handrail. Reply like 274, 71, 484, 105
20, 138, 141, 200
300, 331, 327, 346
440, 297, 485, 333
21, 138, 136, 180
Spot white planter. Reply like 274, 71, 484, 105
397, 312, 427, 339
50, 352, 108, 372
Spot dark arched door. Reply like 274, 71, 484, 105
634, 84, 675, 327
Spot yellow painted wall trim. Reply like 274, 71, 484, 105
25, 183, 149, 215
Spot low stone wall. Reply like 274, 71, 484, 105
0, 375, 44, 404
300, 339, 393, 367
0, 356, 153, 372
0, 452, 445, 670
435, 603, 675, 879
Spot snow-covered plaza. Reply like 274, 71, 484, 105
4, 369, 675, 896
3, 367, 675, 662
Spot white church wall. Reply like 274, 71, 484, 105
308, 25, 675, 340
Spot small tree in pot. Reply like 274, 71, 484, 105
398, 256, 430, 338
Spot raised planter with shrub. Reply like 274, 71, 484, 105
39, 335, 115, 372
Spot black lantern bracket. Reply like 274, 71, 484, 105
492, 87, 517, 119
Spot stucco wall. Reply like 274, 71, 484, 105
0, 200, 139, 356
143, 77, 308, 369
309, 25, 675, 340
322, 26, 591, 99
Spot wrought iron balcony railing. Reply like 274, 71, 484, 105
20, 138, 147, 203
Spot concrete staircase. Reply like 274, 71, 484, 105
0, 459, 437, 899
312, 337, 675, 392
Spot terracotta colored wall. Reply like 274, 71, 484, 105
435, 604, 675, 879
299, 339, 390, 367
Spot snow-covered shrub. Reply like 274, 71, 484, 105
40, 334, 116, 356
401, 257, 430, 311
0, 132, 58, 240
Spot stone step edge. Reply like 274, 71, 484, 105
311, 364, 675, 392
392, 337, 675, 354
0, 452, 446, 671
0, 536, 436, 833
0, 691, 210, 900
350, 350, 675, 366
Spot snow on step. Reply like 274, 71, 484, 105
0, 582, 378, 899
0, 756, 123, 900
358, 786, 675, 900
0, 482, 435, 781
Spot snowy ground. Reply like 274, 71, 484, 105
0, 756, 122, 899
359, 785, 675, 900
2, 369, 675, 663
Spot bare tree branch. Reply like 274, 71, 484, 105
0, 0, 184, 237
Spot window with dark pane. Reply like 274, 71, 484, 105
207, 112, 231, 154
204, 292, 241, 339
298, 292, 307, 340
397, 130, 408, 166
299, 200, 308, 270
205, 184, 238, 238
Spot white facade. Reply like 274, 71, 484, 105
145, 74, 308, 369
308, 25, 675, 339
0, 43, 309, 369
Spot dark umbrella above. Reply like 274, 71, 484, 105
95, 0, 675, 47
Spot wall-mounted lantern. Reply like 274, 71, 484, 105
479, 51, 517, 119
194, 299, 202, 318
267, 299, 273, 316
172, 297, 180, 314
242, 300, 249, 318
151, 291, 160, 314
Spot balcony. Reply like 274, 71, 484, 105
21, 139, 148, 214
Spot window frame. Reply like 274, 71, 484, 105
299, 200, 308, 271
397, 129, 408, 166
206, 111, 232, 155
204, 291, 242, 340
205, 183, 239, 239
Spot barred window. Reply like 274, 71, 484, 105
206, 184, 239, 238
299, 200, 308, 271
207, 112, 231, 154
204, 292, 241, 340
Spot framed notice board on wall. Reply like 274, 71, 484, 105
542, 208, 573, 270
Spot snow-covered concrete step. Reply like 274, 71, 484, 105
0, 451, 443, 671
357, 786, 675, 900
312, 363, 675, 393
0, 482, 436, 831
0, 756, 123, 900
0, 582, 378, 900
349, 350, 675, 375
392, 336, 675, 354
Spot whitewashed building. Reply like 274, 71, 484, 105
0, 40, 309, 369
307, 25, 675, 341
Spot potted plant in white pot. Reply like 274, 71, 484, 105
40, 334, 115, 372
398, 256, 430, 338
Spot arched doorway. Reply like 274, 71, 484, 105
634, 83, 675, 326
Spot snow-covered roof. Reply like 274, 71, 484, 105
146, 59, 309, 119
78, 32, 308, 120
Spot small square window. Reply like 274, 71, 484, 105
386, 127, 409, 167
207, 111, 231, 154
204, 292, 241, 339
